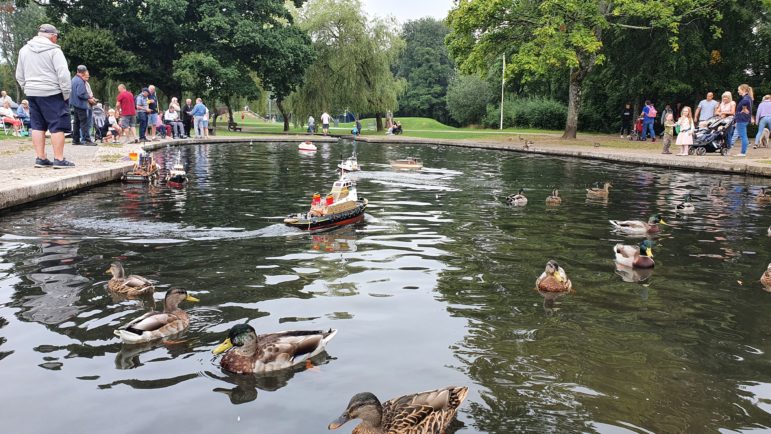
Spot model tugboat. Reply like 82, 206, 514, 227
165, 162, 188, 189
337, 152, 361, 171
284, 173, 367, 231
122, 151, 158, 183
390, 156, 422, 170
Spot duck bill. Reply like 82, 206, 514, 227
552, 271, 564, 283
212, 338, 234, 355
328, 413, 350, 430
646, 248, 653, 257
105, 268, 111, 274
659, 219, 668, 225
185, 295, 200, 302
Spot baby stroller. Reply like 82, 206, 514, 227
690, 115, 732, 156
92, 105, 109, 142
628, 117, 643, 141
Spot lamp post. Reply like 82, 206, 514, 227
500, 54, 505, 130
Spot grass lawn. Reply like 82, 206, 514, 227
211, 114, 668, 150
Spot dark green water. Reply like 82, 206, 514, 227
1, 142, 770, 433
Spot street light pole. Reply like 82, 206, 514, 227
500, 54, 505, 130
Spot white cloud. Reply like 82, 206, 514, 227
360, 0, 452, 23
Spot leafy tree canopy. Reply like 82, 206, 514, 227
446, 73, 493, 126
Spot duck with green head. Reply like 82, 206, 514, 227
614, 240, 655, 269
212, 323, 337, 374
506, 188, 527, 206
675, 193, 695, 213
609, 213, 667, 235
328, 386, 468, 434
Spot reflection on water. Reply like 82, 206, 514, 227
1, 142, 771, 433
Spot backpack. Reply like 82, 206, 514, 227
647, 106, 657, 118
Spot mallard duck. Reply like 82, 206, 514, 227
506, 188, 527, 206
609, 214, 666, 235
675, 193, 695, 213
328, 386, 468, 434
756, 188, 771, 203
535, 260, 573, 293
212, 323, 337, 374
709, 180, 727, 195
106, 262, 154, 297
614, 240, 655, 269
545, 188, 562, 206
114, 288, 199, 344
762, 263, 771, 291
586, 182, 612, 198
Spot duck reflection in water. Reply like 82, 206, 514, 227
209, 351, 334, 405
114, 336, 193, 370
614, 263, 654, 283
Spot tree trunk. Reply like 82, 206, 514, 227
225, 99, 233, 126
276, 98, 290, 132
562, 70, 582, 139
376, 113, 383, 132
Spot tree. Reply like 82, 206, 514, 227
0, 1, 45, 100
290, 0, 405, 131
173, 53, 260, 127
447, 0, 722, 139
446, 74, 493, 126
395, 18, 454, 124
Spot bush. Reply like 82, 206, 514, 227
484, 97, 567, 130
446, 74, 494, 126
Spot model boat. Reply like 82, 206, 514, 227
337, 152, 361, 171
299, 141, 317, 152
390, 157, 422, 170
165, 162, 187, 189
284, 173, 367, 231
122, 152, 158, 183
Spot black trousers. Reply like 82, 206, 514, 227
72, 107, 91, 143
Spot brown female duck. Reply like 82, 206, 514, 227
114, 288, 199, 344
536, 260, 573, 293
545, 188, 562, 206
328, 386, 468, 434
106, 262, 154, 297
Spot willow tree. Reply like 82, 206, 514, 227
289, 0, 405, 131
447, 0, 722, 139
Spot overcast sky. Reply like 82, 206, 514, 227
360, 0, 453, 23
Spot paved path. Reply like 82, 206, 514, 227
1, 132, 770, 212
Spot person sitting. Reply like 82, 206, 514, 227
164, 106, 185, 138
392, 120, 403, 135
155, 112, 167, 138
1, 101, 22, 136
16, 99, 31, 129
107, 108, 122, 143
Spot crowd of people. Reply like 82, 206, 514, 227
9, 23, 212, 168
621, 86, 771, 157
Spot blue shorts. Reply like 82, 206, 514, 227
148, 113, 158, 124
28, 94, 71, 133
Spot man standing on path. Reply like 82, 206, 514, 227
695, 92, 719, 124
640, 100, 657, 142
15, 24, 74, 168
147, 85, 159, 141
321, 111, 331, 136
135, 88, 150, 142
70, 65, 96, 145
189, 98, 207, 138
116, 84, 136, 143
182, 98, 193, 137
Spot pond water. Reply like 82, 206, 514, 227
1, 141, 770, 433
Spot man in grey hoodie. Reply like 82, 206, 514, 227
15, 24, 74, 168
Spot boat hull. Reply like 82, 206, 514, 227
284, 200, 367, 231
122, 171, 158, 183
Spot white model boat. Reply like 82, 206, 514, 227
284, 172, 368, 231
299, 141, 317, 152
337, 152, 361, 171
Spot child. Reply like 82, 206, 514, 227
676, 106, 694, 156
662, 113, 675, 154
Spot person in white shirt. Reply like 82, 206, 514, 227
1, 101, 22, 135
320, 111, 331, 135
308, 115, 315, 134
107, 108, 122, 142
164, 106, 185, 138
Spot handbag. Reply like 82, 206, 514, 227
675, 124, 681, 134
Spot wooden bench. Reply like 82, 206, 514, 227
227, 122, 242, 132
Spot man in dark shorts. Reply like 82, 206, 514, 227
15, 24, 74, 168
116, 84, 136, 143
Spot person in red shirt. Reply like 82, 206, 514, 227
115, 83, 137, 143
